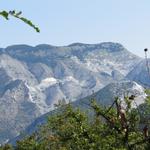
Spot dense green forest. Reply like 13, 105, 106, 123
0, 90, 150, 150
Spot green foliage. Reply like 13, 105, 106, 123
4, 98, 150, 150
0, 10, 40, 32
138, 91, 150, 126
1, 97, 150, 150
15, 135, 39, 150
0, 144, 13, 150
145, 89, 150, 96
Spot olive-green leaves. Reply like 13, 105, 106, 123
0, 10, 40, 32
0, 11, 9, 20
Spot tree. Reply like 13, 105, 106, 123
0, 10, 40, 32
5, 96, 149, 150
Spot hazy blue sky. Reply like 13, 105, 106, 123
0, 0, 150, 57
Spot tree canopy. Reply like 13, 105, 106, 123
1, 95, 150, 150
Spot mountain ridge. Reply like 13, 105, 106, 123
0, 42, 144, 143
1, 42, 138, 55
11, 80, 146, 144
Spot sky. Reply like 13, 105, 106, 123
0, 0, 150, 57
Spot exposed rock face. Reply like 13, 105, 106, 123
75, 80, 146, 107
0, 42, 142, 143
126, 59, 150, 87
15, 81, 146, 144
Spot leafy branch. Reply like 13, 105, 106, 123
0, 10, 40, 32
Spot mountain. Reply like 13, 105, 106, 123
0, 79, 40, 144
75, 80, 146, 108
12, 80, 146, 144
0, 42, 142, 143
126, 59, 150, 87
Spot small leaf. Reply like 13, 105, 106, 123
19, 17, 40, 32
0, 11, 9, 20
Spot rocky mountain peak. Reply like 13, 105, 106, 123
0, 42, 144, 143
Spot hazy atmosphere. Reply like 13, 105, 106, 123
0, 0, 150, 57
0, 1, 150, 148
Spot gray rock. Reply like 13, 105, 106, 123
0, 42, 143, 143
126, 59, 150, 87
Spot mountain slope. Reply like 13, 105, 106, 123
12, 80, 146, 144
0, 42, 142, 113
126, 59, 150, 87
0, 79, 40, 143
0, 42, 142, 143
75, 80, 146, 108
